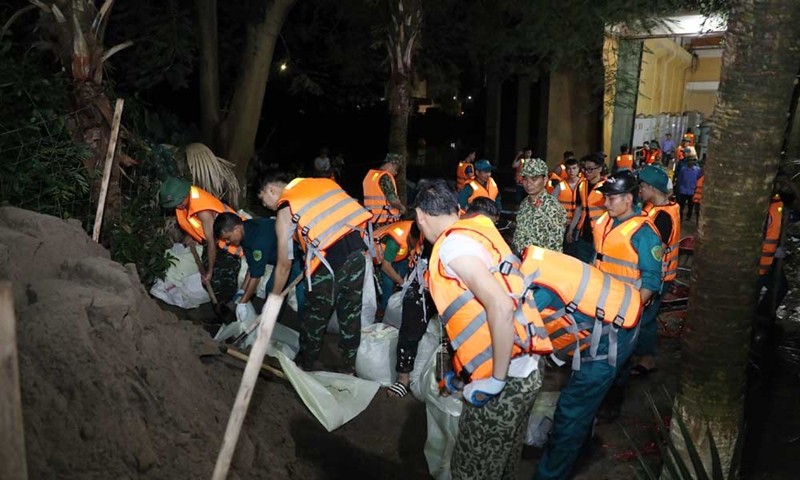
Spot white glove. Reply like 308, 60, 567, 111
235, 303, 251, 323
462, 376, 506, 407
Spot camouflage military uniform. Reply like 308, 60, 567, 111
512, 191, 567, 254
452, 368, 543, 480
379, 173, 399, 204
200, 246, 241, 304
296, 249, 367, 371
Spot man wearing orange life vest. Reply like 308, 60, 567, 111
760, 194, 784, 277
457, 159, 502, 211
592, 171, 662, 420
552, 158, 584, 254
455, 148, 476, 192
567, 154, 606, 263
416, 179, 550, 479
373, 220, 421, 314
645, 139, 662, 166
363, 153, 407, 226
635, 166, 681, 375
159, 177, 244, 303
613, 144, 634, 172
522, 246, 643, 480
259, 171, 373, 374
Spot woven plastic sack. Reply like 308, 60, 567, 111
355, 323, 399, 386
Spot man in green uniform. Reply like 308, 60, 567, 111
512, 158, 567, 254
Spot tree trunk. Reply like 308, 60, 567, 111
195, 0, 221, 151
219, 0, 297, 187
385, 0, 421, 205
670, 0, 800, 476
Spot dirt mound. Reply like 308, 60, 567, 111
0, 207, 328, 479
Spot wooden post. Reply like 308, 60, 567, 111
92, 98, 125, 243
0, 282, 28, 480
211, 293, 284, 480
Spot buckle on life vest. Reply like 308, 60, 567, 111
612, 315, 624, 328
301, 226, 310, 236
596, 253, 605, 262
595, 307, 605, 322
310, 238, 321, 248
292, 213, 301, 223
565, 301, 578, 314
498, 260, 513, 276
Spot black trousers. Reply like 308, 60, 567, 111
677, 194, 695, 220
395, 280, 435, 374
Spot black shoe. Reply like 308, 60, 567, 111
596, 386, 624, 422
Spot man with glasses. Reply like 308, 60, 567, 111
566, 154, 606, 263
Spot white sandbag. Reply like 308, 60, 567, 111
276, 350, 380, 432
213, 302, 299, 360
410, 317, 444, 401
414, 318, 463, 480
525, 391, 561, 447
383, 290, 404, 329
149, 244, 211, 309
236, 261, 299, 312
326, 257, 378, 333
355, 323, 399, 386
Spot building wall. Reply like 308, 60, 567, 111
546, 69, 599, 167
637, 38, 693, 115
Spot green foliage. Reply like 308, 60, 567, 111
109, 179, 176, 287
0, 43, 95, 221
0, 43, 179, 287
628, 389, 744, 480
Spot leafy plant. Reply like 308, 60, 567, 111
626, 389, 745, 480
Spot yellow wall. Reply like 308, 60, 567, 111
684, 56, 722, 116
546, 70, 598, 166
688, 57, 722, 82
637, 38, 693, 115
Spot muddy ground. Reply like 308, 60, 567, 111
3, 207, 798, 479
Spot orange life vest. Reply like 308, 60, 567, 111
555, 179, 581, 224
456, 162, 475, 191
467, 178, 499, 205
614, 154, 634, 170
546, 171, 562, 194
760, 196, 784, 275
646, 149, 661, 166
683, 133, 696, 147
593, 212, 657, 288
373, 220, 421, 264
643, 202, 681, 282
577, 178, 606, 234
520, 246, 642, 370
428, 215, 552, 382
362, 169, 401, 225
278, 178, 373, 277
693, 175, 704, 204
175, 186, 244, 257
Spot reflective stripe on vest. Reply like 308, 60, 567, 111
429, 216, 552, 382
467, 178, 499, 205
577, 179, 606, 234
593, 212, 655, 288
456, 162, 475, 191
644, 202, 681, 282
362, 169, 401, 225
175, 186, 244, 257
760, 198, 783, 275
279, 178, 373, 282
556, 180, 580, 222
521, 246, 642, 370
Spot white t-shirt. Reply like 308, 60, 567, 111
437, 233, 539, 378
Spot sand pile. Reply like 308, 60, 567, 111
0, 207, 314, 479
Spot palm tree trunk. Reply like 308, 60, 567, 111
385, 0, 421, 204
670, 0, 800, 476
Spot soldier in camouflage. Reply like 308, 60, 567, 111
512, 158, 567, 254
